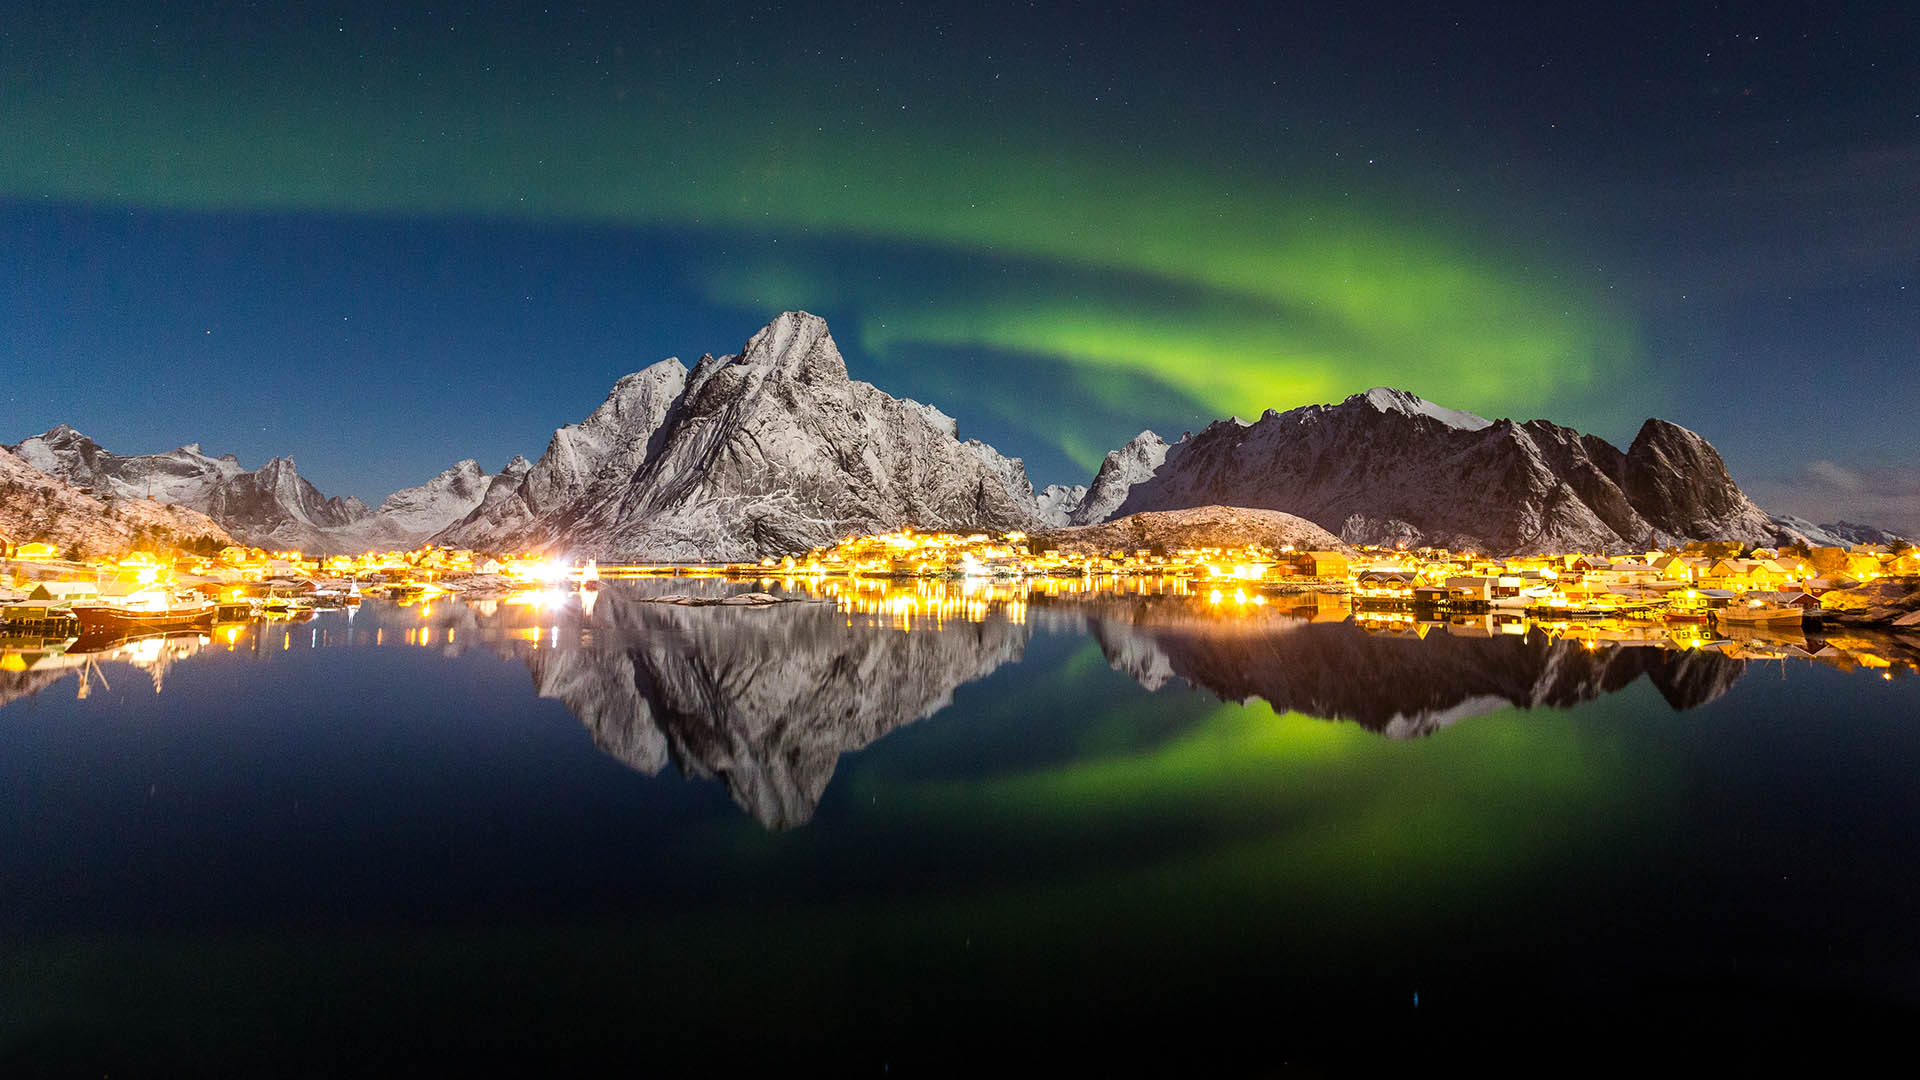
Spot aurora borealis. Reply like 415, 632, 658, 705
3, 3, 1915, 529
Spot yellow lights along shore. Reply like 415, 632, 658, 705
4, 527, 1914, 678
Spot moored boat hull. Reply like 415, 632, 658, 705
73, 604, 217, 634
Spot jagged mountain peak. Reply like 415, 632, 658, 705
36, 423, 91, 445
1628, 416, 1710, 456
737, 309, 846, 384
610, 359, 688, 392
374, 459, 490, 512
1034, 483, 1089, 527
438, 311, 1044, 560
1069, 429, 1172, 526
1349, 386, 1494, 431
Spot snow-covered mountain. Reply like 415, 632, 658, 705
1033, 483, 1089, 528
1071, 388, 1784, 553
1068, 431, 1168, 526
0, 447, 235, 556
5, 426, 497, 554
16, 326, 1876, 561
11, 425, 249, 507
321, 460, 497, 552
430, 360, 688, 553
1769, 514, 1910, 548
436, 311, 1050, 560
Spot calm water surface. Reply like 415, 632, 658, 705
3, 582, 1918, 1071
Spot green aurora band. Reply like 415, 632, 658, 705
1, 16, 1639, 469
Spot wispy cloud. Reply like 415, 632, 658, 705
1752, 459, 1920, 537
1803, 459, 1865, 494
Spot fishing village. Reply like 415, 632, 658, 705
4, 526, 1918, 700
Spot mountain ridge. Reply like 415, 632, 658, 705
7, 315, 1907, 559
5, 427, 499, 554
1079, 388, 1794, 553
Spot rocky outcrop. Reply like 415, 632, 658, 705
438, 312, 1049, 561
1078, 388, 1783, 553
196, 456, 372, 552
1033, 505, 1348, 556
10, 426, 247, 507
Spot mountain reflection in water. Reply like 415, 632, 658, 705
4, 579, 1916, 828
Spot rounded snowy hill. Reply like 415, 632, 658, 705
1032, 506, 1349, 556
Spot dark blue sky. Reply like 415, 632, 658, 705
2, 2, 1915, 529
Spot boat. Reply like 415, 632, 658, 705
261, 594, 312, 616
72, 595, 216, 634
1716, 601, 1805, 626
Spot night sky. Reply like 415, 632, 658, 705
3, 3, 1916, 531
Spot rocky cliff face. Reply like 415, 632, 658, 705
438, 312, 1048, 560
1620, 419, 1778, 543
1077, 388, 1783, 553
0, 447, 235, 556
433, 360, 688, 552
11, 426, 247, 507
1068, 431, 1168, 526
196, 456, 372, 551
6, 427, 499, 554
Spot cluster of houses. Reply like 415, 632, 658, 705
1343, 543, 1918, 623
740, 528, 1361, 584
7, 521, 1915, 633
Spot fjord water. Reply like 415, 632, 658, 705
3, 585, 1917, 1070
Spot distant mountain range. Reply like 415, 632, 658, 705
2, 311, 1906, 557
4, 427, 502, 554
